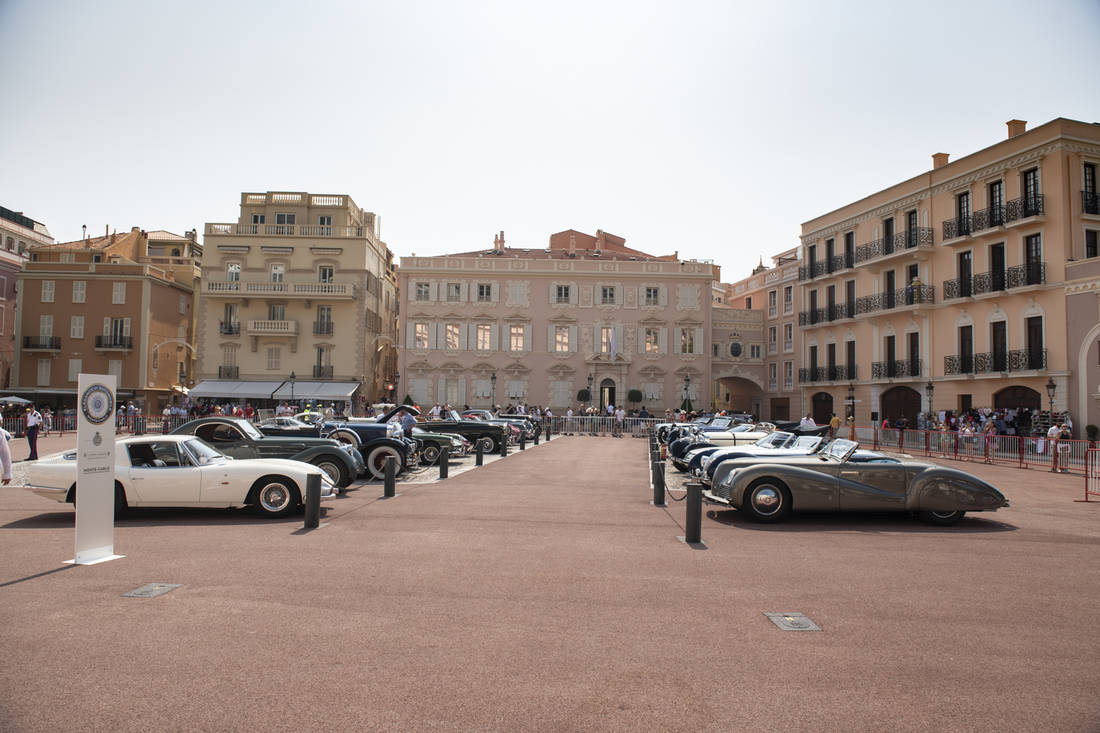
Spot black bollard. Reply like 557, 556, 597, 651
304, 473, 321, 528
439, 446, 449, 479
383, 455, 396, 498
685, 482, 702, 544
475, 441, 484, 466
534, 431, 539, 446
519, 433, 526, 451
652, 461, 666, 507
500, 436, 508, 457
546, 420, 552, 440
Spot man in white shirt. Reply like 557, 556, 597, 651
614, 406, 625, 438
566, 407, 574, 435
798, 413, 817, 430
25, 406, 42, 461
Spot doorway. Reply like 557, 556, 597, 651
812, 392, 834, 425
600, 378, 616, 411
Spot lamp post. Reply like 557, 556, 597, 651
289, 371, 295, 406
925, 379, 934, 418
1046, 377, 1056, 417
683, 374, 691, 412
847, 382, 855, 419
392, 372, 399, 402
1047, 377, 1058, 472
490, 372, 497, 409
586, 373, 594, 410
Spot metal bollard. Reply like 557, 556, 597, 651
546, 421, 552, 440
519, 433, 526, 451
652, 461, 666, 507
383, 455, 396, 498
304, 473, 321, 528
534, 431, 539, 446
475, 441, 484, 466
685, 482, 702, 544
439, 446, 449, 479
500, 436, 508, 457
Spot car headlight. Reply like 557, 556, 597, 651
700, 456, 711, 469
451, 439, 462, 448
718, 469, 738, 487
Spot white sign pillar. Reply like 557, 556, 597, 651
68, 374, 124, 565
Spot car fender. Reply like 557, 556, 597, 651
360, 437, 411, 467
908, 468, 1008, 512
720, 463, 839, 511
289, 445, 358, 473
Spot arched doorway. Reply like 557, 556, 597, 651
880, 386, 921, 426
993, 385, 1040, 411
811, 392, 833, 425
715, 376, 765, 418
599, 378, 616, 410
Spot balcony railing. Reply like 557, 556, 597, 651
23, 336, 60, 350
943, 263, 1045, 300
1084, 190, 1100, 215
205, 223, 370, 238
871, 359, 922, 379
943, 215, 972, 240
945, 349, 1045, 374
797, 365, 856, 383
205, 281, 355, 298
219, 321, 240, 335
218, 366, 239, 378
246, 319, 299, 335
313, 321, 333, 336
313, 365, 334, 379
971, 205, 1005, 231
854, 228, 934, 264
95, 336, 133, 349
1005, 194, 1044, 221
768, 305, 777, 318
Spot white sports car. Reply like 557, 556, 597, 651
24, 435, 337, 518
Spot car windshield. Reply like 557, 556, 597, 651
181, 438, 228, 466
708, 417, 732, 429
794, 436, 823, 450
754, 431, 793, 448
821, 439, 858, 462
729, 424, 754, 433
235, 420, 265, 440
447, 410, 463, 421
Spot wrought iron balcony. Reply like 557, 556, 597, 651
871, 359, 922, 379
943, 215, 972, 240
1084, 190, 1100, 216
23, 336, 61, 350
797, 365, 855, 383
313, 321, 334, 336
945, 349, 1044, 374
95, 336, 133, 350
1005, 194, 1044, 221
854, 228, 934, 264
219, 321, 240, 335
1008, 262, 1045, 287
1009, 348, 1046, 371
218, 366, 239, 378
943, 263, 1044, 299
798, 308, 828, 326
971, 205, 1005, 231
854, 286, 935, 314
313, 365, 334, 378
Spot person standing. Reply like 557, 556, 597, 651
614, 406, 625, 438
828, 413, 840, 439
25, 405, 42, 461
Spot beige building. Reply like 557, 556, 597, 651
0, 206, 52, 388
723, 248, 804, 421
13, 228, 199, 409
195, 192, 397, 408
396, 229, 719, 412
795, 117, 1100, 433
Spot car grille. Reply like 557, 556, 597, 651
713, 483, 731, 501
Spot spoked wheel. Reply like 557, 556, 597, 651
312, 458, 348, 487
478, 436, 497, 454
741, 479, 792, 523
366, 445, 402, 480
252, 478, 299, 518
421, 444, 441, 465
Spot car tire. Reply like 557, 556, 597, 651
421, 444, 441, 465
366, 444, 403, 480
250, 477, 300, 518
312, 457, 349, 487
478, 436, 498, 454
741, 479, 792, 523
114, 483, 128, 519
329, 430, 361, 449
918, 509, 965, 526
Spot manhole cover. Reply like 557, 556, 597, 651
764, 612, 821, 631
122, 583, 182, 598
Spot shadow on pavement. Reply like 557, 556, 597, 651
3, 507, 322, 529
705, 508, 1017, 533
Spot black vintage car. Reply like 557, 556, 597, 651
383, 406, 507, 453
171, 417, 364, 487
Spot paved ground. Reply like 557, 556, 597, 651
1, 435, 1098, 732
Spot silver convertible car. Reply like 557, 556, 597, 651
701, 439, 1008, 525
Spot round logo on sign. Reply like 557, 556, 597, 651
81, 384, 114, 425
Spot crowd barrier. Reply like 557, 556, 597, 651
2, 414, 196, 437
1086, 449, 1100, 502
547, 416, 662, 436
868, 426, 1091, 475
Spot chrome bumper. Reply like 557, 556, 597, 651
24, 483, 68, 502
701, 489, 731, 507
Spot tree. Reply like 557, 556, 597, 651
576, 388, 591, 403
627, 388, 643, 407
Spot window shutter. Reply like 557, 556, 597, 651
460, 323, 469, 350
637, 327, 644, 354
570, 284, 578, 305
428, 323, 438, 350
103, 317, 111, 337
490, 323, 499, 351
659, 327, 667, 354
124, 318, 132, 338
491, 283, 499, 303
406, 321, 415, 348
547, 325, 555, 352
569, 325, 578, 352
549, 283, 557, 305
659, 287, 668, 307
614, 325, 623, 356
523, 324, 531, 352
460, 281, 469, 301
694, 327, 703, 354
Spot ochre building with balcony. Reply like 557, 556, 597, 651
194, 192, 398, 409
13, 227, 200, 409
794, 117, 1100, 432
0, 205, 53, 389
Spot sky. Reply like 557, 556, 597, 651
2, 0, 1098, 280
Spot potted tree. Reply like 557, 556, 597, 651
627, 388, 643, 414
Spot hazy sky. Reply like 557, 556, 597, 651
2, 0, 1098, 279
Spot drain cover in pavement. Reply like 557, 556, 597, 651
764, 612, 821, 631
122, 583, 182, 598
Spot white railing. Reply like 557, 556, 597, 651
205, 281, 354, 298
547, 416, 662, 436
205, 223, 368, 238
247, 319, 298, 334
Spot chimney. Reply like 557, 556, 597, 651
568, 233, 576, 255
932, 152, 950, 170
1006, 119, 1027, 139
105, 224, 109, 238
498, 230, 505, 248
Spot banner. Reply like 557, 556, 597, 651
70, 374, 123, 565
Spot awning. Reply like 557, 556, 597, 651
270, 381, 360, 401
188, 380, 286, 400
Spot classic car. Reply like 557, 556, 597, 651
316, 415, 421, 479
171, 417, 364, 487
258, 416, 323, 437
24, 435, 337, 518
396, 407, 508, 452
702, 437, 897, 487
672, 431, 813, 473
702, 439, 1008, 525
458, 410, 526, 443
410, 427, 469, 465
667, 423, 777, 461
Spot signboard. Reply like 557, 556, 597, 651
69, 374, 123, 565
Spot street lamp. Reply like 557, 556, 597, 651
848, 382, 855, 419
925, 379, 934, 417
289, 371, 295, 405
586, 373, 594, 409
490, 372, 497, 409
392, 372, 400, 401
682, 374, 691, 412
1046, 377, 1056, 416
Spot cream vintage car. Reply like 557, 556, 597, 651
24, 435, 337, 518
